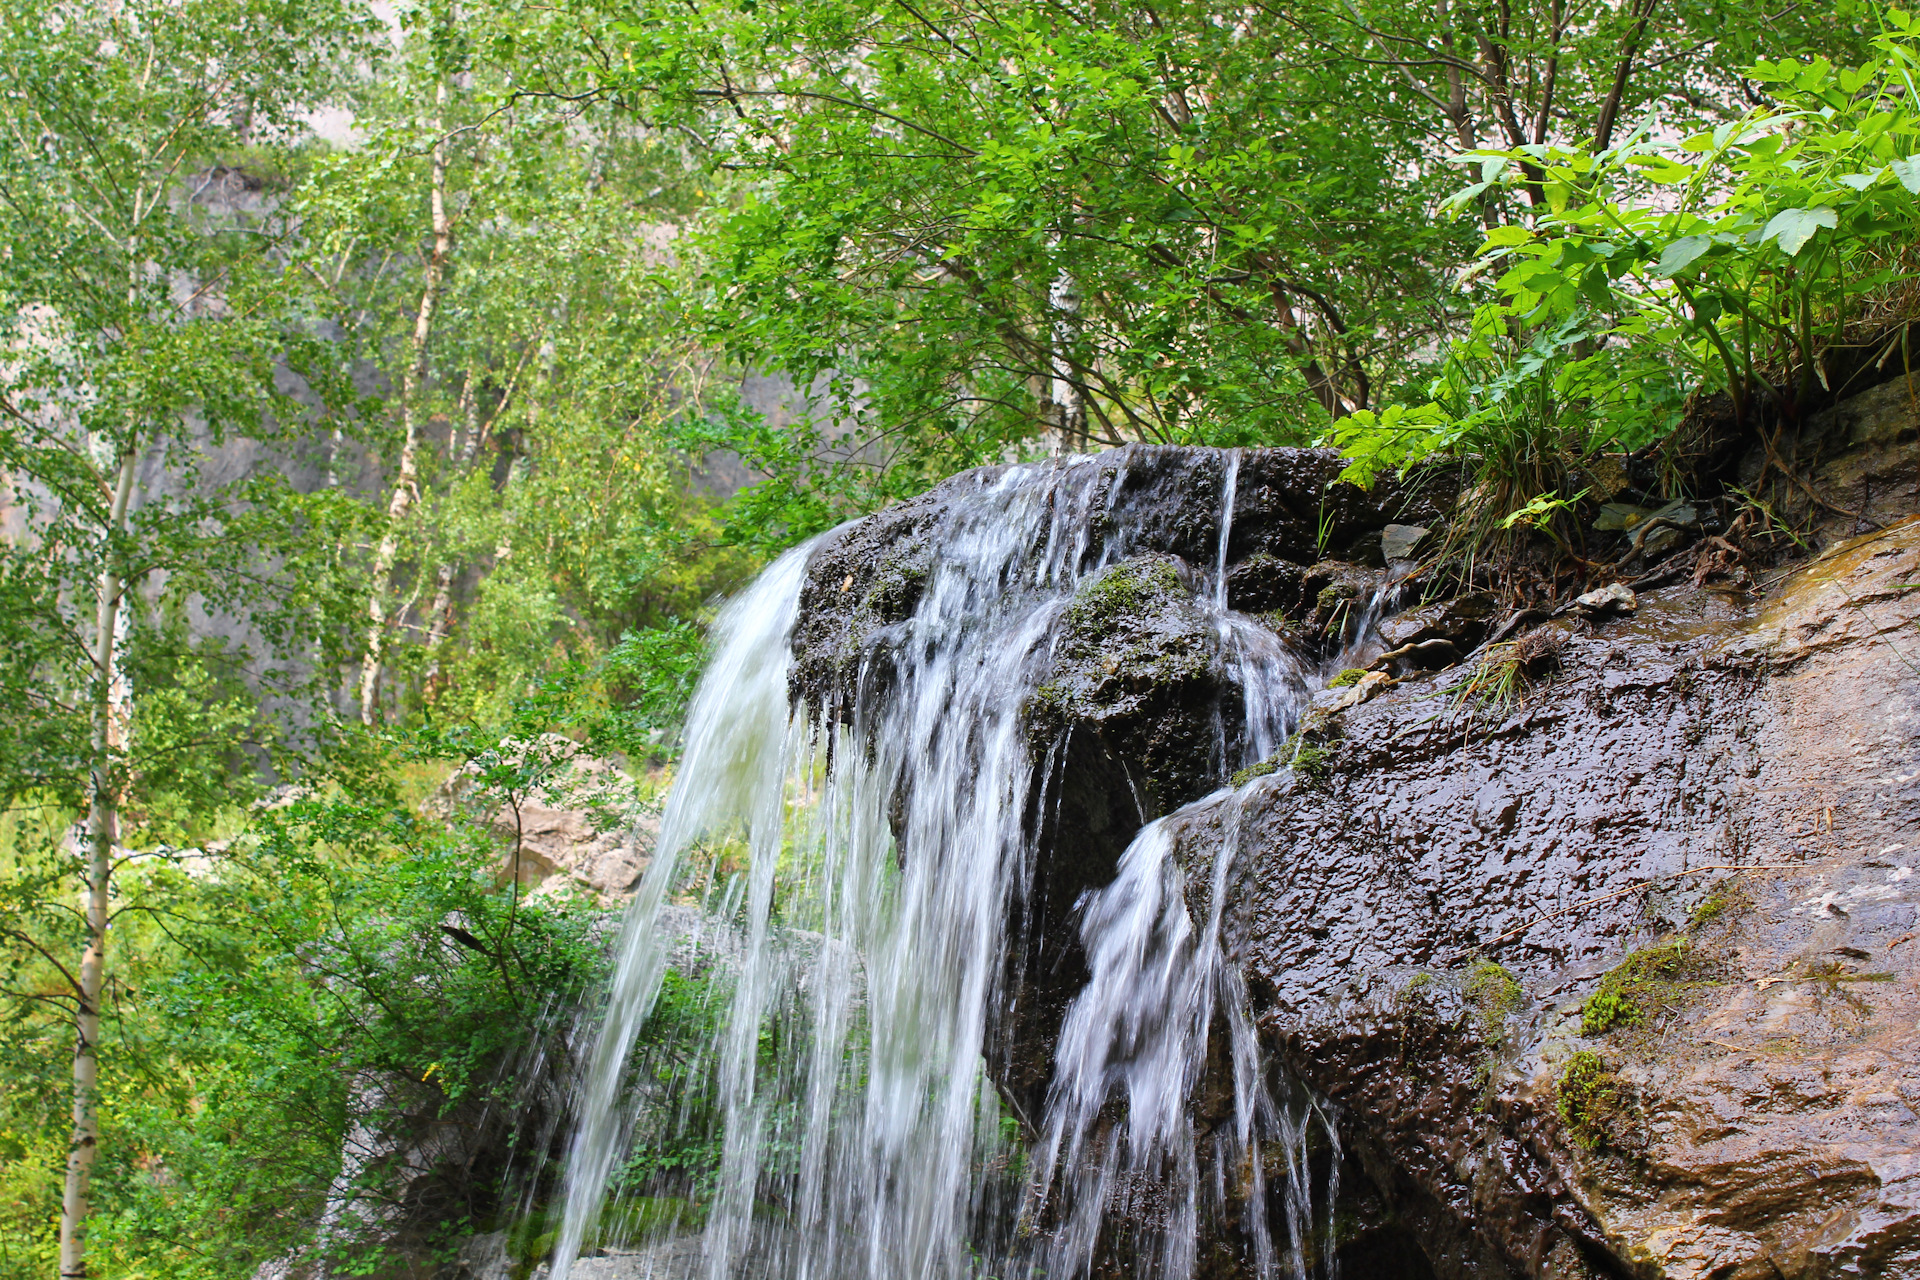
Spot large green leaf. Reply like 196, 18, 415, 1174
1760, 207, 1840, 255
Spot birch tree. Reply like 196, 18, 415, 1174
0, 0, 369, 1272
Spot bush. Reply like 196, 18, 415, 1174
1330, 21, 1920, 542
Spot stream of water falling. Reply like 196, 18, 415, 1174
550, 449, 1378, 1280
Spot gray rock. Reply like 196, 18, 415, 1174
442, 1231, 513, 1280
1593, 501, 1652, 532
1572, 582, 1637, 616
428, 734, 658, 900
1380, 523, 1430, 562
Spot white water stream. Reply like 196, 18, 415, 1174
550, 449, 1374, 1280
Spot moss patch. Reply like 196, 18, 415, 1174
1464, 961, 1524, 1043
1230, 756, 1280, 787
1557, 1050, 1638, 1151
1316, 581, 1359, 610
1290, 743, 1330, 783
1327, 667, 1368, 688
1686, 875, 1753, 929
1581, 937, 1717, 1036
1036, 554, 1229, 810
1230, 740, 1332, 788
1064, 557, 1184, 634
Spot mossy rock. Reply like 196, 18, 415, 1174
1224, 552, 1308, 614
1464, 961, 1523, 1043
1037, 554, 1236, 814
1063, 555, 1185, 635
1230, 755, 1282, 788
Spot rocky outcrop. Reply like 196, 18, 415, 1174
787, 446, 1455, 1125
429, 735, 658, 900
1197, 516, 1920, 1279
782, 380, 1920, 1279
787, 446, 1453, 724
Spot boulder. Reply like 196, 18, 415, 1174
429, 734, 657, 900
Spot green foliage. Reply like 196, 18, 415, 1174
1327, 668, 1368, 689
0, 761, 624, 1278
1457, 25, 1920, 426
1329, 21, 1920, 542
597, 624, 712, 763
592, 0, 1503, 543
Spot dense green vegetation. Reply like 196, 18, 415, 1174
0, 0, 1912, 1271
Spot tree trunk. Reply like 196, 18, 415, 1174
1049, 267, 1087, 453
59, 443, 137, 1280
358, 78, 453, 724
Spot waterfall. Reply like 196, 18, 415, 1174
550, 448, 1362, 1280
1032, 787, 1342, 1280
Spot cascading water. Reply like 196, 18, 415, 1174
550, 447, 1382, 1280
1032, 786, 1344, 1280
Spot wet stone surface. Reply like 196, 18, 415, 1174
1200, 517, 1920, 1280
783, 426, 1920, 1280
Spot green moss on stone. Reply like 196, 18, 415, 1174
1464, 961, 1523, 1041
861, 556, 929, 622
1230, 756, 1280, 788
1327, 667, 1368, 688
1557, 1050, 1634, 1151
1065, 558, 1183, 634
1317, 581, 1359, 610
1686, 877, 1752, 930
1581, 937, 1712, 1036
1290, 743, 1330, 782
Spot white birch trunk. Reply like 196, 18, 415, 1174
1049, 267, 1086, 454
59, 444, 138, 1280
358, 79, 453, 724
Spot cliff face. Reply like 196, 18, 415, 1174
786, 380, 1920, 1280
1209, 515, 1920, 1280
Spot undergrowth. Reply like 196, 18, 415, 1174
1446, 627, 1566, 713
1326, 25, 1920, 582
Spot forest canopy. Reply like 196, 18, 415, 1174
0, 0, 1906, 1272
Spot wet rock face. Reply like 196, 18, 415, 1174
787, 445, 1451, 726
1205, 518, 1920, 1280
1032, 555, 1235, 815
785, 419, 1920, 1280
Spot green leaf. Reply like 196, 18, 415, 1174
1760, 206, 1839, 255
1654, 235, 1713, 277
1892, 155, 1920, 193
1626, 155, 1695, 184
1480, 225, 1535, 249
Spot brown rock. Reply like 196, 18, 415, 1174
1208, 517, 1920, 1278
429, 734, 657, 900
